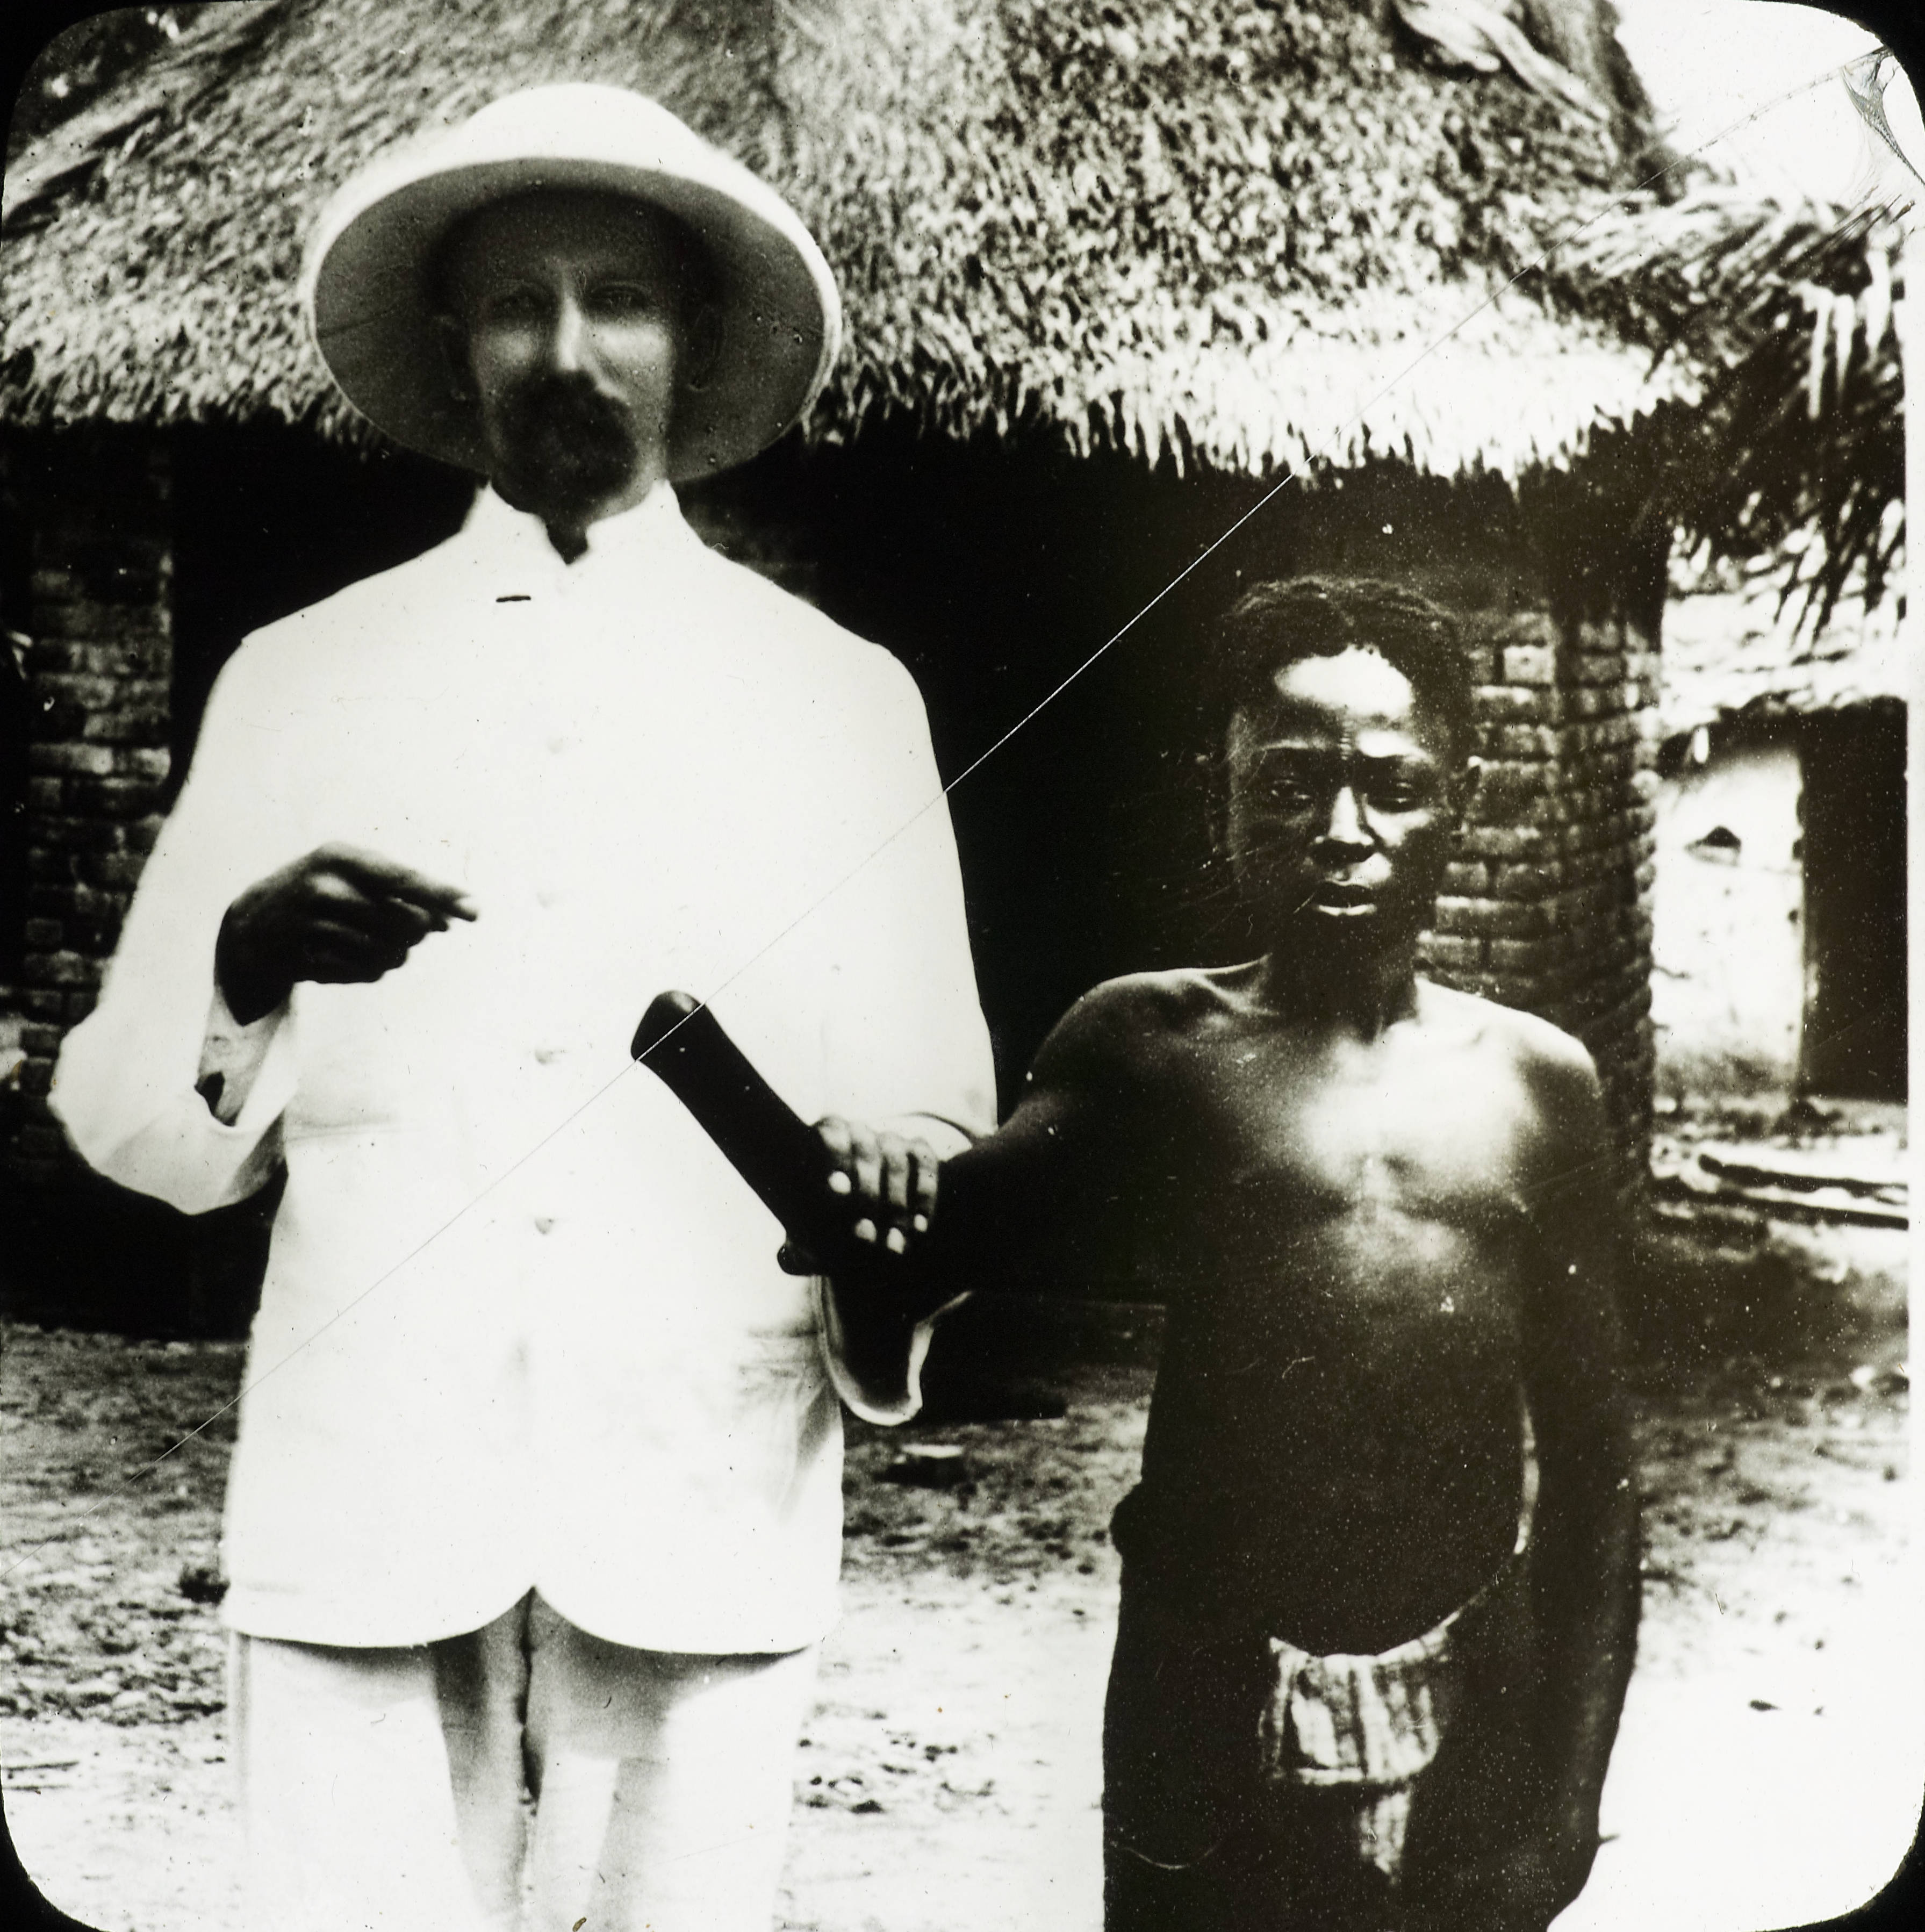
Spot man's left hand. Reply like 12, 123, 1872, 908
775, 1116, 940, 1273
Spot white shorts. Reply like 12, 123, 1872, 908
228, 1593, 818, 1932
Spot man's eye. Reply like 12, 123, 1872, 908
487, 286, 548, 322
593, 283, 657, 318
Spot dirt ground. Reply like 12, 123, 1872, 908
2, 1209, 1913, 1932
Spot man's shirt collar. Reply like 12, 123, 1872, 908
460, 481, 694, 595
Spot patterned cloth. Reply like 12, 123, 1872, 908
1104, 1410, 1543, 1926
1253, 1424, 1538, 1884
1256, 1552, 1526, 1878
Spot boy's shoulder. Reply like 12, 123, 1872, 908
1417, 978, 1606, 1123
1064, 964, 1242, 1031
1030, 966, 1246, 1080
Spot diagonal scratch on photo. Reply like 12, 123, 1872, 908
0, 3, 1917, 1930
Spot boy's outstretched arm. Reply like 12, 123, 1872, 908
1425, 1039, 1641, 1932
806, 985, 1145, 1349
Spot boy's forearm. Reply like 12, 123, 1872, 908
811, 1136, 1070, 1426
813, 1071, 1136, 1323
916, 1127, 1098, 1293
1529, 1466, 1641, 1823
813, 1129, 1068, 1339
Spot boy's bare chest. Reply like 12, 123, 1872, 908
1165, 1031, 1529, 1208
1143, 1029, 1542, 1338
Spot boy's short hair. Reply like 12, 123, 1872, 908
1203, 577, 1475, 759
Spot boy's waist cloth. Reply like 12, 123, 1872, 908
1116, 1537, 1536, 1794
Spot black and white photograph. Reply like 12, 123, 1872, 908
0, 3, 1917, 1929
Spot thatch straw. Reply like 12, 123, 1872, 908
1544, 187, 1909, 631
2, 0, 1686, 480
1658, 580, 1906, 738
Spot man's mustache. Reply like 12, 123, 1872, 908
498, 375, 638, 459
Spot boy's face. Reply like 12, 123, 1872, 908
1223, 645, 1464, 959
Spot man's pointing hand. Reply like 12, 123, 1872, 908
216, 842, 478, 1024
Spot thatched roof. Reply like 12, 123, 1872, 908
1545, 185, 1909, 631
1658, 582, 1906, 739
2, 0, 1686, 480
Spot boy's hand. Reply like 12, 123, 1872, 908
1405, 1805, 1602, 1932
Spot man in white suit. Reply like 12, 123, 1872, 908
53, 84, 993, 1932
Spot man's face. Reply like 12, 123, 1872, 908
440, 190, 691, 523
1223, 646, 1464, 958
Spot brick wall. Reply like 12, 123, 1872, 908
4, 430, 173, 1189
1419, 607, 1661, 1197
712, 438, 1667, 1199
1, 429, 1663, 1220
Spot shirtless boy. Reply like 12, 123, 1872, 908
816, 577, 1640, 1931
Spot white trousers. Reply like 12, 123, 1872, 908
228, 1593, 818, 1932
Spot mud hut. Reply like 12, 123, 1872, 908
1552, 186, 1910, 1103
1652, 583, 1906, 1103
2, 0, 1691, 1321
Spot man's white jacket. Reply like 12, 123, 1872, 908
52, 485, 995, 1654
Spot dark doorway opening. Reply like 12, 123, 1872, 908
1799, 702, 1907, 1101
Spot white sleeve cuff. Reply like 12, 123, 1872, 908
881, 1112, 979, 1159
200, 989, 301, 1136
196, 985, 291, 1126
812, 1275, 971, 1426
